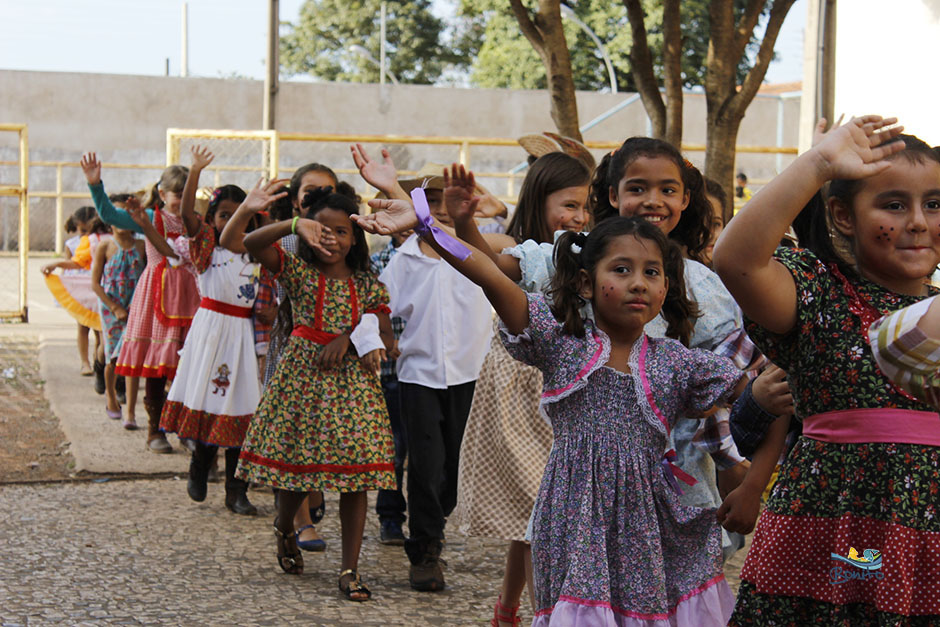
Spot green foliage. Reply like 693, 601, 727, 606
280, 0, 464, 84
458, 0, 767, 91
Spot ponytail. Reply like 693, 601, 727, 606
549, 230, 590, 337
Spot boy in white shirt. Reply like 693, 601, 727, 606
379, 169, 493, 592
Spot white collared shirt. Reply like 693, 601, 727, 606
379, 234, 493, 389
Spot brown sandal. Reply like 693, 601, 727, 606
339, 569, 372, 602
274, 520, 303, 575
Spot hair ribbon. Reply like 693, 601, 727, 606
411, 187, 471, 261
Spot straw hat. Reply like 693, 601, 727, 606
377, 162, 493, 198
517, 132, 596, 170
517, 134, 564, 160
542, 132, 596, 170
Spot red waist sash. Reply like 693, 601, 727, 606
200, 297, 252, 318
291, 324, 339, 345
802, 408, 940, 446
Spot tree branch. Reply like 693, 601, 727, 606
623, 0, 666, 138
732, 0, 796, 117
732, 0, 766, 61
509, 0, 544, 52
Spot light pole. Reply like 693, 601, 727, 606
348, 44, 400, 85
559, 4, 617, 93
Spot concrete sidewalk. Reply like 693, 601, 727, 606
1, 256, 187, 475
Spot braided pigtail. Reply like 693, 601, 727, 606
548, 230, 589, 338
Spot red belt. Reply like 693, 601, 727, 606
200, 297, 252, 318
291, 324, 339, 345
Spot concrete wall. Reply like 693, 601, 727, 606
0, 69, 800, 250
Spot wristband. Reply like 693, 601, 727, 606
411, 187, 472, 261
291, 216, 299, 234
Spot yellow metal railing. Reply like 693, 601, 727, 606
5, 129, 798, 257
0, 123, 29, 320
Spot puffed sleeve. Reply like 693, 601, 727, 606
188, 221, 215, 274
869, 296, 940, 409
499, 292, 563, 372
359, 271, 391, 316
678, 348, 743, 418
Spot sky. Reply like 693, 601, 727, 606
1, 0, 807, 85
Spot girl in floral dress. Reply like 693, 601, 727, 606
90, 221, 145, 428
234, 185, 394, 602
358, 194, 748, 624
82, 153, 200, 454
713, 117, 940, 625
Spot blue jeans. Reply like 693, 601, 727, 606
376, 375, 407, 524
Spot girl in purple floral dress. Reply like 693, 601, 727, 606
357, 193, 748, 624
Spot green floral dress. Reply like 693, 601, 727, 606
731, 247, 940, 626
237, 250, 395, 492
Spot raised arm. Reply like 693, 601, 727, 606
712, 116, 904, 334
219, 178, 289, 255
444, 164, 523, 282
351, 143, 410, 201
126, 197, 178, 259
181, 145, 214, 237
81, 152, 150, 233
235, 180, 331, 274
365, 197, 530, 335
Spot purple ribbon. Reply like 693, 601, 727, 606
660, 448, 697, 496
411, 187, 471, 261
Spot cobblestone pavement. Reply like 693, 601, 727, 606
0, 478, 751, 625
0, 479, 511, 626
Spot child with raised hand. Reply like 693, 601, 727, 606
156, 146, 275, 516
81, 152, 199, 454
358, 194, 751, 624
713, 116, 940, 624
353, 144, 494, 594
444, 155, 590, 626
233, 183, 395, 602
90, 217, 145, 428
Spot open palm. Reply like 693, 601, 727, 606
356, 198, 420, 235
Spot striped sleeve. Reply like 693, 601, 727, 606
869, 296, 940, 408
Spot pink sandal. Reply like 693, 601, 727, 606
122, 417, 138, 430
106, 407, 122, 420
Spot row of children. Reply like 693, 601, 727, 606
43, 200, 145, 428
60, 115, 938, 625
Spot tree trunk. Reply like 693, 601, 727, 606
704, 112, 743, 224
704, 0, 796, 222
509, 0, 582, 142
661, 0, 683, 147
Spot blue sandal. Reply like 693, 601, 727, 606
295, 524, 326, 552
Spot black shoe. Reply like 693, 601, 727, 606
379, 519, 405, 546
186, 443, 215, 502
224, 448, 257, 516
93, 359, 106, 395
187, 456, 209, 502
